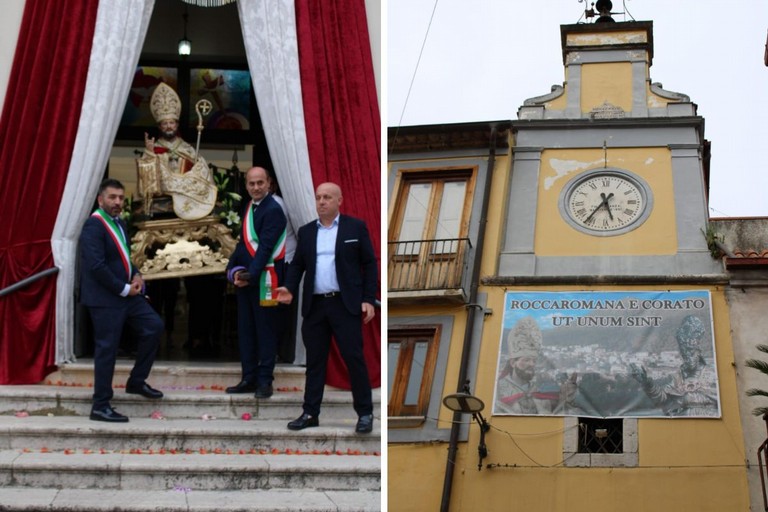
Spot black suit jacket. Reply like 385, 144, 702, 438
79, 214, 138, 308
285, 214, 378, 317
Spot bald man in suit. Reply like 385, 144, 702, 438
225, 167, 287, 399
277, 182, 377, 434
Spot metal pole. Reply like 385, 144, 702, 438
0, 267, 59, 298
439, 125, 498, 512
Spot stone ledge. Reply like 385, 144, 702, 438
0, 385, 381, 421
0, 451, 381, 492
0, 416, 381, 453
0, 487, 381, 511
45, 361, 306, 389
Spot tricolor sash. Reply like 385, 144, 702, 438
91, 208, 132, 280
242, 200, 287, 304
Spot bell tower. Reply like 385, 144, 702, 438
498, 17, 721, 278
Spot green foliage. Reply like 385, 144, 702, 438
746, 359, 768, 374
745, 347, 768, 415
746, 388, 768, 399
701, 224, 724, 259
213, 166, 242, 237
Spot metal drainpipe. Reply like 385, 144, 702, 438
439, 124, 498, 512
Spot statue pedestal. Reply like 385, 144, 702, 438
131, 216, 237, 281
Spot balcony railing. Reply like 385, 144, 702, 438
388, 238, 472, 292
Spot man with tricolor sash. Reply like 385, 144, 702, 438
79, 179, 164, 423
225, 167, 287, 399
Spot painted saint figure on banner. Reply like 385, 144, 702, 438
629, 315, 719, 417
495, 317, 574, 415
493, 291, 720, 418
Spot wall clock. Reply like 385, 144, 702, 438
558, 168, 653, 236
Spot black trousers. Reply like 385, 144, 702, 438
235, 288, 279, 388
88, 296, 163, 410
300, 294, 372, 417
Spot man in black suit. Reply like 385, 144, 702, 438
277, 182, 377, 433
225, 166, 287, 399
79, 179, 164, 423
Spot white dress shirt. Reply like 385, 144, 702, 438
313, 215, 340, 294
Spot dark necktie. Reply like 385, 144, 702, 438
113, 218, 126, 240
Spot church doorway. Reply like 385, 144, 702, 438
77, 1, 295, 364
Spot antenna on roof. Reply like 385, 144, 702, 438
578, 0, 634, 23
764, 29, 768, 67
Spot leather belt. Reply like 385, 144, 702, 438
314, 291, 340, 298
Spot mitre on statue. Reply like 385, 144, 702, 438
150, 82, 182, 123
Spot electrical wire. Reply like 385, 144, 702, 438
490, 422, 581, 467
622, 0, 635, 21
389, 0, 440, 155
423, 415, 747, 471
426, 415, 578, 436
709, 206, 732, 217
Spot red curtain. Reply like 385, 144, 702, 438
0, 0, 97, 384
295, 0, 381, 389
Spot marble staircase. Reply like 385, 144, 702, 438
0, 361, 381, 511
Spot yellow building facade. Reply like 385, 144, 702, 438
388, 20, 749, 511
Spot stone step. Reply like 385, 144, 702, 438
0, 386, 381, 420
45, 361, 307, 390
0, 487, 381, 511
0, 416, 381, 454
0, 364, 382, 511
0, 450, 381, 492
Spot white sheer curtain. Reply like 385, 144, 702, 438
237, 0, 316, 229
51, 0, 155, 363
238, 0, 317, 365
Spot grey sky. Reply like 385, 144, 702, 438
387, 0, 768, 217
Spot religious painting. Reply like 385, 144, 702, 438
120, 66, 178, 128
188, 68, 251, 132
492, 290, 721, 419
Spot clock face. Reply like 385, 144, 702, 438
559, 169, 653, 236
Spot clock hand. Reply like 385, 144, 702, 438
584, 201, 603, 224
600, 192, 614, 220
586, 192, 614, 224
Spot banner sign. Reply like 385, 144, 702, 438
492, 290, 720, 418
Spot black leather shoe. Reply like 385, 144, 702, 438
90, 406, 129, 423
125, 382, 163, 399
225, 380, 258, 394
254, 385, 273, 399
287, 413, 319, 431
355, 414, 374, 434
